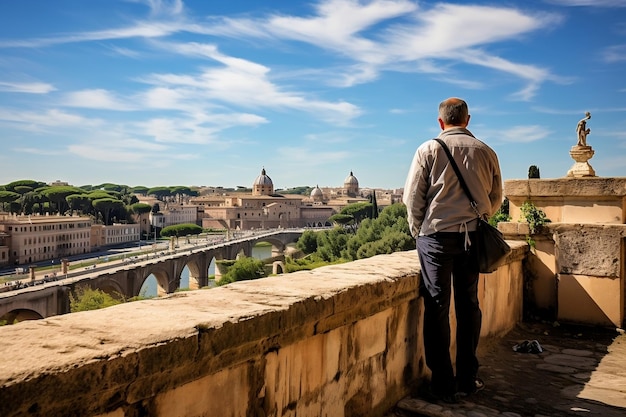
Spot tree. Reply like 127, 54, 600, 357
66, 194, 93, 215
296, 230, 318, 254
69, 286, 122, 312
328, 213, 354, 229
315, 227, 349, 262
131, 203, 152, 215
13, 186, 33, 213
88, 190, 117, 200
170, 186, 192, 203
93, 198, 125, 225
97, 183, 126, 193
301, 203, 413, 264
218, 257, 267, 286
370, 192, 379, 219
160, 223, 203, 239
528, 165, 540, 179
131, 186, 150, 195
4, 180, 46, 192
147, 187, 172, 202
340, 202, 373, 225
0, 191, 19, 212
40, 186, 83, 214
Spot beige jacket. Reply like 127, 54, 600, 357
403, 127, 503, 237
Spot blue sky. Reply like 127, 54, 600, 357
0, 0, 625, 190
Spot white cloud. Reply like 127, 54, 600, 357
67, 135, 176, 163
189, 1, 562, 97
0, 108, 101, 128
143, 0, 185, 17
499, 125, 551, 143
0, 81, 56, 94
545, 0, 626, 6
603, 45, 626, 62
69, 143, 151, 163
64, 89, 135, 110
266, 0, 416, 63
136, 111, 267, 144
12, 147, 62, 156
143, 42, 363, 123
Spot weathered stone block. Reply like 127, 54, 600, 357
553, 224, 626, 277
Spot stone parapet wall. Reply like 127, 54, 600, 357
499, 221, 626, 327
505, 178, 626, 224
0, 246, 526, 417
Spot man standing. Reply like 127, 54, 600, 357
403, 98, 502, 403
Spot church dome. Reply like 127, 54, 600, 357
253, 168, 273, 186
311, 185, 323, 202
253, 168, 274, 196
344, 171, 358, 187
343, 171, 359, 197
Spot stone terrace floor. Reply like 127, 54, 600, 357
384, 320, 626, 417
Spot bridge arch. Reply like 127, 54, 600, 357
139, 266, 171, 298
97, 279, 125, 299
1, 308, 43, 323
250, 237, 287, 258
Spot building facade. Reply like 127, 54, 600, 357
90, 223, 141, 249
0, 213, 92, 266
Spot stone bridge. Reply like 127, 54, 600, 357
0, 229, 304, 322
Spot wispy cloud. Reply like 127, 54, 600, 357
545, 0, 626, 6
195, 1, 563, 98
143, 42, 363, 123
602, 45, 626, 62
0, 108, 102, 128
63, 89, 136, 110
12, 147, 62, 156
498, 125, 552, 143
0, 81, 56, 94
0, 0, 564, 103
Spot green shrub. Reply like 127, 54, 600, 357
520, 201, 551, 234
69, 286, 122, 312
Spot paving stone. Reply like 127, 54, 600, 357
543, 353, 597, 370
536, 363, 576, 373
466, 411, 489, 417
384, 323, 626, 417
397, 397, 430, 412
561, 348, 593, 357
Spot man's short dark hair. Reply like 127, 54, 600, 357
439, 98, 469, 125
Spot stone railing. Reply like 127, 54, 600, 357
0, 244, 526, 417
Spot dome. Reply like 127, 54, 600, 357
344, 171, 358, 186
254, 168, 273, 186
311, 185, 323, 197
311, 184, 324, 202
252, 168, 274, 196
343, 171, 359, 197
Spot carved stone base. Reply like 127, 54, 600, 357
567, 146, 595, 177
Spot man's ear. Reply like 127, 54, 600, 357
438, 117, 445, 130
465, 114, 471, 127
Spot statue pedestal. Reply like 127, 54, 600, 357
567, 146, 595, 177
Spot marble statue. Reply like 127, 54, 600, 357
576, 111, 591, 147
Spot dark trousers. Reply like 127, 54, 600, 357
417, 232, 481, 394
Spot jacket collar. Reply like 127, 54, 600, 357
438, 127, 475, 139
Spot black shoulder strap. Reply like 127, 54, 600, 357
433, 138, 481, 217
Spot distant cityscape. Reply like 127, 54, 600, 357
0, 168, 403, 268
